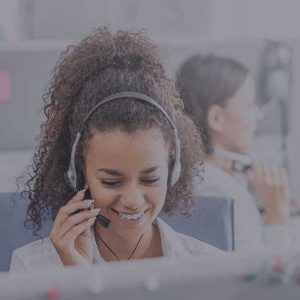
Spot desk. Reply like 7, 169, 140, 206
2, 253, 300, 300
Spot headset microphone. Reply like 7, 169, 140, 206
84, 189, 111, 228
96, 215, 111, 228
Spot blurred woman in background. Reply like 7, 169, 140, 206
176, 54, 292, 252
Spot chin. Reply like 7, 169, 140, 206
113, 214, 154, 236
231, 139, 251, 153
113, 224, 150, 239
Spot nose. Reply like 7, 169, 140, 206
119, 183, 145, 211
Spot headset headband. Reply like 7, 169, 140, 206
66, 92, 181, 190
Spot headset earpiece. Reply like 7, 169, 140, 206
66, 165, 77, 192
170, 159, 181, 186
84, 188, 92, 199
168, 151, 181, 187
76, 169, 85, 191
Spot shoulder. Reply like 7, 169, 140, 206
10, 237, 63, 272
176, 232, 223, 256
156, 218, 223, 257
194, 163, 248, 200
178, 232, 223, 255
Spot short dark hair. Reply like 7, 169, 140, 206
176, 54, 249, 153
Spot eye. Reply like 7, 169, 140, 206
140, 178, 160, 185
100, 180, 122, 187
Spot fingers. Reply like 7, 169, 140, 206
59, 208, 101, 238
274, 167, 290, 204
68, 189, 87, 204
53, 217, 97, 252
262, 164, 289, 199
61, 217, 97, 245
247, 160, 290, 224
247, 160, 263, 187
250, 161, 288, 191
50, 205, 99, 248
50, 189, 96, 243
53, 189, 89, 228
262, 162, 273, 187
53, 199, 95, 232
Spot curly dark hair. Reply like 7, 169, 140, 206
19, 27, 204, 234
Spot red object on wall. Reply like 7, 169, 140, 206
46, 286, 60, 300
0, 69, 12, 101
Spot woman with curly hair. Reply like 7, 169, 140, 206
10, 27, 220, 272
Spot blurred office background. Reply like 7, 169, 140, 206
0, 0, 299, 203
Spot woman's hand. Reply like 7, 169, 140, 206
50, 189, 100, 266
247, 161, 290, 225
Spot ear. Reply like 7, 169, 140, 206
206, 104, 225, 134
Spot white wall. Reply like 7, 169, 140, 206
0, 0, 21, 42
245, 0, 300, 39
1, 0, 300, 195
2, 0, 300, 41
210, 0, 300, 40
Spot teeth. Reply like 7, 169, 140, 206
118, 212, 144, 220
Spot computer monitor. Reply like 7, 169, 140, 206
1, 251, 300, 300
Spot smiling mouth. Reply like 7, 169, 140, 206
111, 208, 148, 221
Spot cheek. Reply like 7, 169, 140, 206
228, 110, 250, 133
239, 114, 257, 140
237, 106, 258, 128
86, 176, 116, 207
89, 186, 117, 208
223, 113, 250, 147
151, 186, 168, 206
231, 116, 254, 149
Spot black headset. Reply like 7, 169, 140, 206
65, 91, 181, 192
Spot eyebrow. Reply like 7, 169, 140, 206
96, 166, 159, 176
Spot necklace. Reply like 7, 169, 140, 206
94, 228, 145, 261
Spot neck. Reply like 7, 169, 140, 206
207, 145, 252, 175
206, 153, 234, 174
94, 222, 162, 261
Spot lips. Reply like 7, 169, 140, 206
119, 211, 144, 220
111, 208, 148, 222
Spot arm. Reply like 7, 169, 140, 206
247, 161, 293, 249
9, 250, 27, 273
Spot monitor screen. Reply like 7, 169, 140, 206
2, 252, 300, 300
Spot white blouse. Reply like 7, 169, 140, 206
194, 163, 292, 252
10, 218, 222, 273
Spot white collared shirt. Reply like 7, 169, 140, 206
10, 218, 221, 273
193, 162, 292, 252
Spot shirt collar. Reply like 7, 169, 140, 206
91, 217, 186, 263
